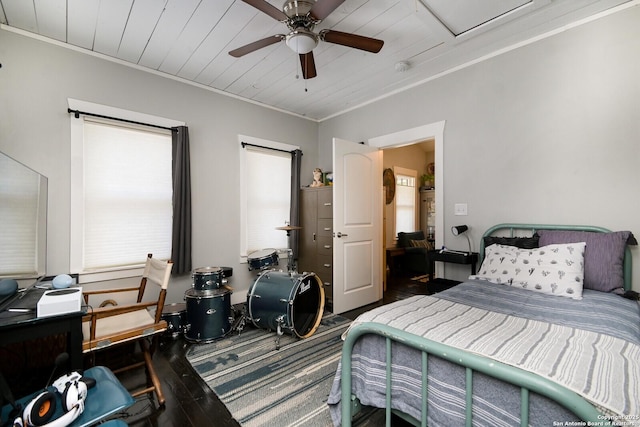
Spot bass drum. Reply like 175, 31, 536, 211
247, 271, 324, 338
184, 288, 231, 343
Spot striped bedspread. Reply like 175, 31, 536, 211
330, 281, 640, 426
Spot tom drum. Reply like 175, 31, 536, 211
192, 266, 225, 290
246, 270, 324, 338
247, 249, 279, 271
184, 288, 231, 343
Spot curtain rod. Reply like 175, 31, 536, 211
241, 142, 302, 155
67, 108, 177, 132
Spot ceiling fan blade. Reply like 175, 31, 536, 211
229, 35, 284, 58
321, 30, 384, 53
299, 52, 317, 79
309, 0, 346, 20
242, 0, 287, 21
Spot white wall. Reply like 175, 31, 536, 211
318, 6, 640, 288
0, 30, 319, 304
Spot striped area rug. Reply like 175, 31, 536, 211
186, 313, 351, 427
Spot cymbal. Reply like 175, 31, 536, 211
276, 225, 302, 231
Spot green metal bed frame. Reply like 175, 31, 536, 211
340, 223, 633, 427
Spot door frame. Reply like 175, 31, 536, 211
369, 121, 446, 276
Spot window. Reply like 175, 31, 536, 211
69, 99, 183, 278
394, 167, 417, 236
239, 135, 298, 258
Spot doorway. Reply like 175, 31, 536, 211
369, 121, 446, 286
382, 141, 435, 248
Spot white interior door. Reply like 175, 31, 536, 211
332, 138, 383, 314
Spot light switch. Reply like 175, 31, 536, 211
454, 203, 468, 216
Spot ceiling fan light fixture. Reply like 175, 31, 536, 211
286, 30, 318, 54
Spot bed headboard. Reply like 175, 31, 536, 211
480, 223, 634, 291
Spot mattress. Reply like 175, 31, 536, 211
328, 280, 640, 426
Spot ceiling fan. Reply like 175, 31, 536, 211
229, 0, 384, 79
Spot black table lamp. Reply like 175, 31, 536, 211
451, 225, 472, 254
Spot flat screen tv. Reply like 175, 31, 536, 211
0, 151, 47, 278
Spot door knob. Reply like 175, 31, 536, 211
336, 232, 348, 238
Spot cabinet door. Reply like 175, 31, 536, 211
298, 189, 317, 273
317, 218, 333, 237
317, 187, 333, 218
316, 253, 333, 306
317, 236, 333, 256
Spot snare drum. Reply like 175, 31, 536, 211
184, 288, 231, 343
246, 270, 324, 338
247, 249, 279, 271
161, 302, 187, 339
192, 266, 225, 290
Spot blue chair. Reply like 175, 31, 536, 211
1, 366, 134, 427
97, 420, 128, 427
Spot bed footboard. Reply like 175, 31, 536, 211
340, 323, 603, 427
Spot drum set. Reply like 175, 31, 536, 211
161, 247, 325, 350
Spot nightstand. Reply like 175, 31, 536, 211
426, 250, 479, 293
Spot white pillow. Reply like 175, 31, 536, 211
470, 242, 586, 300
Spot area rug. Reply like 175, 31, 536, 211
186, 313, 352, 427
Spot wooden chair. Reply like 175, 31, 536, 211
81, 254, 173, 406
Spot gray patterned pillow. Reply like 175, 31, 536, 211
537, 230, 631, 292
471, 243, 586, 300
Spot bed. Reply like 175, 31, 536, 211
328, 224, 640, 427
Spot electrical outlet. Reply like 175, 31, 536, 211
454, 203, 468, 216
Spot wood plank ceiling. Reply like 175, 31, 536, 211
0, 0, 632, 121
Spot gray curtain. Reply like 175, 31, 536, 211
289, 149, 303, 259
171, 126, 192, 275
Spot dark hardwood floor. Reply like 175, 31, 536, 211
112, 273, 432, 426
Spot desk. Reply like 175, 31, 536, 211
0, 288, 84, 370
428, 250, 478, 281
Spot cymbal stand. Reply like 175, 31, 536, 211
286, 248, 296, 273
275, 315, 285, 350
275, 223, 301, 273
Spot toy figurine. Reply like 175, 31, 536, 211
311, 168, 324, 187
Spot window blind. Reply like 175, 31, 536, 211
82, 120, 172, 270
244, 147, 291, 254
395, 174, 416, 235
